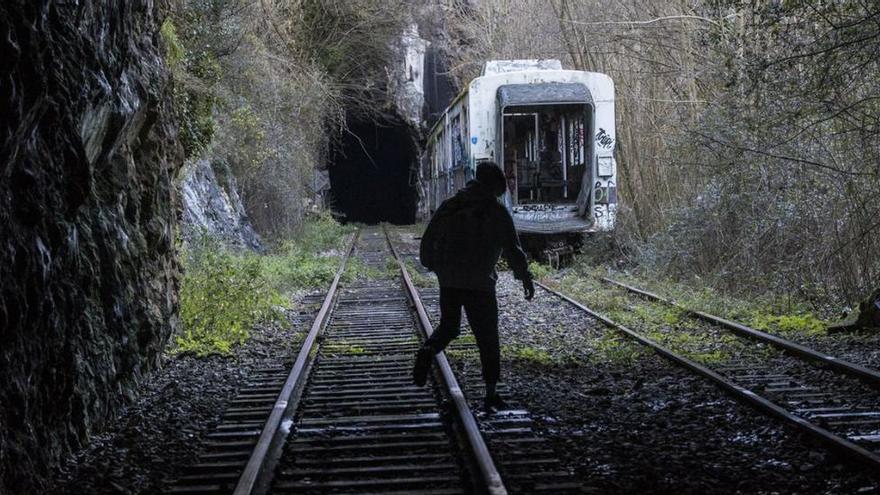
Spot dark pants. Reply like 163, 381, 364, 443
424, 287, 500, 385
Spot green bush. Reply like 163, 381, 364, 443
177, 239, 283, 357
175, 215, 356, 356
528, 260, 554, 281
261, 251, 340, 292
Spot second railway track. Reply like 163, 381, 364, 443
535, 277, 880, 471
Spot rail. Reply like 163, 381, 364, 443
601, 277, 880, 387
535, 280, 880, 471
233, 230, 360, 495
384, 225, 509, 495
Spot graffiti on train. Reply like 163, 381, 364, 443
596, 128, 614, 150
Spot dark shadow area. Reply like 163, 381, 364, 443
328, 116, 418, 224
424, 46, 458, 126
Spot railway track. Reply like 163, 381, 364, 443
535, 278, 880, 471
168, 226, 580, 494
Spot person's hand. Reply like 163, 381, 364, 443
523, 277, 535, 301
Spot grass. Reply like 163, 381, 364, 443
260, 212, 357, 292
174, 212, 356, 357
552, 273, 764, 366
592, 333, 647, 365
559, 253, 833, 343
528, 260, 554, 280
322, 342, 367, 356
503, 345, 556, 366
344, 256, 389, 281
405, 259, 437, 288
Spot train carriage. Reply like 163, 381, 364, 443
420, 59, 617, 258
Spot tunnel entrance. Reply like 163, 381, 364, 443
328, 115, 419, 224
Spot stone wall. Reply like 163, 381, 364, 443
0, 2, 181, 491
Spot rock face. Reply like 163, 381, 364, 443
180, 158, 262, 251
0, 2, 181, 491
391, 23, 430, 130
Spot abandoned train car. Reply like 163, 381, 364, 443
419, 59, 617, 261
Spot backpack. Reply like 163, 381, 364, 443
427, 194, 497, 272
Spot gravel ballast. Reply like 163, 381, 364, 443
424, 271, 880, 493
49, 296, 321, 495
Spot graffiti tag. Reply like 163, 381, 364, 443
596, 128, 614, 150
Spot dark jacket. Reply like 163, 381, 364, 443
420, 180, 531, 291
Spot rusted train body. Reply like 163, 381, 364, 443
418, 60, 617, 260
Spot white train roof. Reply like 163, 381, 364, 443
482, 59, 564, 75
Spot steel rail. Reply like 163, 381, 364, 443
601, 277, 880, 387
233, 230, 360, 495
384, 226, 508, 495
535, 280, 880, 471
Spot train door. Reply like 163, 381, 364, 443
499, 104, 592, 207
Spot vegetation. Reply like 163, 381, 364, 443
175, 214, 355, 356
343, 257, 389, 282
528, 261, 554, 281
176, 237, 284, 357
405, 259, 438, 288
259, 213, 356, 291
164, 0, 409, 239
549, 270, 769, 365
575, 261, 833, 339
504, 345, 557, 366
322, 342, 367, 356
444, 0, 880, 318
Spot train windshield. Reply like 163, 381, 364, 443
501, 104, 590, 206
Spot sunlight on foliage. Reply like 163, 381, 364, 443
176, 213, 354, 356
176, 237, 284, 357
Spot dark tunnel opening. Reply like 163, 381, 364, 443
328, 116, 419, 225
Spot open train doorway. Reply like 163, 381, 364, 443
502, 105, 590, 207
327, 115, 419, 224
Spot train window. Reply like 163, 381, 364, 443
451, 114, 463, 169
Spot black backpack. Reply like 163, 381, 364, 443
428, 195, 497, 272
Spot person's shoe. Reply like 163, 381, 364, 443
484, 393, 509, 412
413, 346, 433, 386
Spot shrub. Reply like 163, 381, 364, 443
175, 214, 356, 356
262, 212, 357, 292
528, 260, 554, 281
177, 238, 283, 356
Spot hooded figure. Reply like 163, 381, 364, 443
414, 161, 534, 411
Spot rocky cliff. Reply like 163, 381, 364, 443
0, 1, 181, 491
180, 158, 262, 251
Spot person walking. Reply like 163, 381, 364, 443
413, 161, 534, 411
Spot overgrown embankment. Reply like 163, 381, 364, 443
165, 0, 420, 241
535, 249, 880, 369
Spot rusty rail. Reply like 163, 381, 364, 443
232, 230, 359, 495
384, 226, 508, 495
535, 280, 880, 471
601, 277, 880, 387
